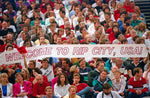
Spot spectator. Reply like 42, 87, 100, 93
88, 61, 105, 87
126, 55, 149, 78
78, 58, 92, 82
30, 67, 48, 85
0, 21, 13, 37
64, 85, 81, 98
22, 53, 36, 77
115, 58, 127, 80
108, 25, 120, 43
136, 22, 148, 37
145, 31, 150, 47
112, 71, 126, 96
143, 62, 150, 90
32, 74, 50, 97
42, 86, 58, 98
96, 83, 122, 98
40, 58, 54, 83
61, 58, 71, 77
51, 67, 62, 90
114, 3, 123, 21
123, 0, 134, 13
131, 13, 142, 29
93, 69, 112, 98
72, 74, 91, 98
13, 72, 32, 97
108, 66, 119, 80
128, 67, 149, 98
0, 73, 13, 97
125, 26, 133, 38
68, 65, 84, 85
127, 29, 137, 44
54, 73, 70, 98
134, 6, 145, 23
21, 68, 30, 81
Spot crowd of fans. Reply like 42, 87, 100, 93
0, 0, 150, 98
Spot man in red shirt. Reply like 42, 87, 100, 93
32, 74, 50, 97
128, 67, 149, 98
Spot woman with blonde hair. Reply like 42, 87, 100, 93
114, 2, 123, 21
125, 26, 133, 38
136, 22, 148, 37
99, 34, 110, 44
0, 73, 13, 97
21, 68, 30, 81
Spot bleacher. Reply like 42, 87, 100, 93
135, 0, 150, 29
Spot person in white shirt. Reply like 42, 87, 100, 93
40, 58, 54, 82
97, 83, 122, 98
112, 71, 126, 96
88, 19, 105, 36
57, 7, 71, 27
54, 73, 70, 98
145, 31, 150, 48
127, 29, 137, 44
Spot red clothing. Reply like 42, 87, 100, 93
106, 28, 112, 34
40, 3, 47, 14
86, 16, 99, 21
114, 9, 120, 21
123, 5, 134, 13
51, 77, 58, 90
0, 43, 18, 52
32, 81, 50, 97
8, 64, 22, 69
72, 83, 88, 93
13, 81, 32, 97
128, 77, 148, 93
108, 32, 115, 43
59, 25, 74, 30
125, 34, 131, 39
29, 75, 48, 84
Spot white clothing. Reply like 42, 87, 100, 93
28, 10, 45, 21
19, 41, 34, 47
88, 24, 105, 36
8, 25, 16, 33
64, 94, 81, 98
92, 3, 97, 8
127, 37, 135, 44
97, 91, 122, 98
56, 17, 71, 27
145, 39, 150, 47
112, 78, 126, 93
112, 39, 120, 44
99, 14, 115, 22
0, 83, 13, 97
40, 65, 54, 82
54, 9, 60, 19
54, 83, 70, 97
73, 16, 78, 28
143, 71, 150, 89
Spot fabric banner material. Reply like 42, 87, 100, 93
0, 44, 148, 64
